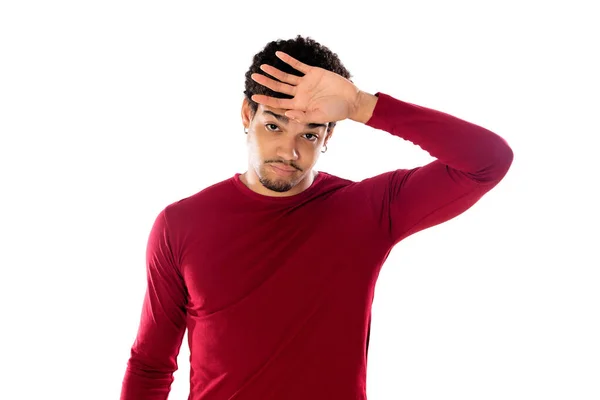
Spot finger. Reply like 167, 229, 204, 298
301, 109, 329, 125
259, 64, 301, 86
251, 94, 295, 109
251, 73, 296, 96
284, 110, 305, 122
275, 51, 311, 74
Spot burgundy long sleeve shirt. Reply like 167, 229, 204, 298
121, 92, 514, 399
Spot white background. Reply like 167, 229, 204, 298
1, 1, 598, 399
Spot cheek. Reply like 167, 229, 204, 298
247, 136, 264, 156
305, 143, 321, 158
297, 143, 320, 160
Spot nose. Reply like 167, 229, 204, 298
276, 138, 299, 161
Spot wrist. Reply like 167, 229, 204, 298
350, 90, 378, 124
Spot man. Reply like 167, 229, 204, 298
121, 35, 513, 399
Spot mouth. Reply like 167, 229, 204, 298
270, 164, 297, 176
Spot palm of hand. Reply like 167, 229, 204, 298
250, 51, 359, 124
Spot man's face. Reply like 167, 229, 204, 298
241, 98, 331, 194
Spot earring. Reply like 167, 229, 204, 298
321, 144, 328, 153
244, 127, 248, 134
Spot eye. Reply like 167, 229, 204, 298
265, 123, 280, 132
303, 133, 318, 142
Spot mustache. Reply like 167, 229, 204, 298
266, 160, 302, 171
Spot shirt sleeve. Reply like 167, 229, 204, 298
120, 207, 188, 400
359, 92, 514, 246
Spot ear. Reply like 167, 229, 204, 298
324, 125, 335, 146
241, 97, 255, 129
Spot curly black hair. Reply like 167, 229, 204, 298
243, 35, 353, 133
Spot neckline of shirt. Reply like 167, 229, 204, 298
231, 171, 329, 204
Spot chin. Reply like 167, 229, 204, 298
260, 176, 296, 193
259, 166, 302, 193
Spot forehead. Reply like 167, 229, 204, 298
259, 104, 285, 115
258, 105, 328, 130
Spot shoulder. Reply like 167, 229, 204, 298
161, 175, 237, 223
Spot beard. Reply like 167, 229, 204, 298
258, 164, 300, 193
259, 178, 294, 193
259, 175, 295, 192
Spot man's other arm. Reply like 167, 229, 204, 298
120, 208, 188, 400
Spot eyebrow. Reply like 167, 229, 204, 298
262, 110, 328, 130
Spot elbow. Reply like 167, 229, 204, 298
125, 348, 179, 380
497, 139, 514, 177
469, 139, 514, 184
485, 140, 514, 183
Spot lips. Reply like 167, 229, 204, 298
270, 164, 296, 172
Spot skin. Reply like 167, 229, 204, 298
239, 99, 334, 196
239, 51, 378, 197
